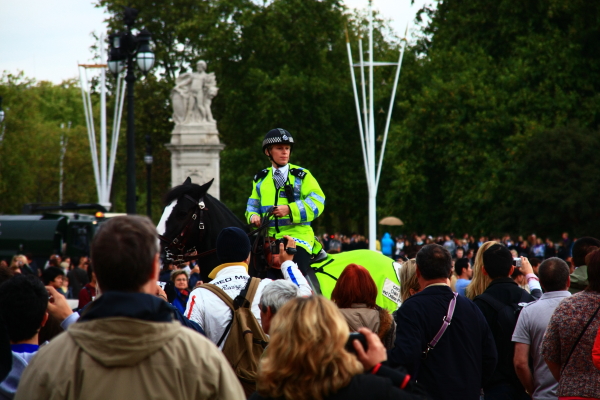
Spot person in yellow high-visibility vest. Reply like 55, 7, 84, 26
246, 128, 325, 281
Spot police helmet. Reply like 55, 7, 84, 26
262, 128, 294, 153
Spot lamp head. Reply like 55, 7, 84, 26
107, 33, 125, 75
136, 29, 155, 73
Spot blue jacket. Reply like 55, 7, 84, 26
381, 233, 394, 256
388, 285, 497, 400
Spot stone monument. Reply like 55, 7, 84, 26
166, 60, 225, 198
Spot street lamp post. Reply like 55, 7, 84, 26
144, 134, 153, 218
107, 7, 155, 214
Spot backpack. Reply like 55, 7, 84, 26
200, 277, 269, 397
475, 291, 532, 385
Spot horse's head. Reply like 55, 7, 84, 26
157, 177, 214, 264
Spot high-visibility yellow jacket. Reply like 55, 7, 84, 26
245, 163, 325, 254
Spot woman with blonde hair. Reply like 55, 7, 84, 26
251, 296, 424, 400
465, 241, 497, 300
400, 259, 420, 303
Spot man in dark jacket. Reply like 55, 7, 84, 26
473, 244, 536, 399
388, 244, 497, 400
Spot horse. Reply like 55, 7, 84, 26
158, 178, 403, 311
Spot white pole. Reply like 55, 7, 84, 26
358, 39, 369, 154
345, 36, 370, 184
375, 24, 408, 190
107, 74, 126, 198
85, 68, 102, 202
79, 67, 102, 200
368, 0, 377, 251
100, 34, 108, 206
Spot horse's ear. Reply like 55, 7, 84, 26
183, 177, 192, 185
198, 178, 214, 194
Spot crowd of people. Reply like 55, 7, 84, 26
1, 218, 600, 400
323, 231, 576, 263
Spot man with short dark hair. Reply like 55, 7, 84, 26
473, 244, 538, 400
0, 275, 48, 399
512, 257, 570, 400
568, 237, 600, 294
455, 258, 472, 296
16, 216, 244, 400
388, 244, 497, 400
42, 267, 65, 296
67, 256, 89, 300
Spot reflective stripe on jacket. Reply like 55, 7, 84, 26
245, 163, 325, 254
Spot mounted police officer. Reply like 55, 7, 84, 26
246, 128, 325, 286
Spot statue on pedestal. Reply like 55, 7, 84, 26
171, 60, 219, 124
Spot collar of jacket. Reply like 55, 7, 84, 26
487, 277, 518, 288
208, 262, 248, 279
79, 292, 172, 323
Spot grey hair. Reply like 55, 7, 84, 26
260, 280, 300, 314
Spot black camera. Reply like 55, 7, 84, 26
345, 332, 369, 354
270, 237, 297, 255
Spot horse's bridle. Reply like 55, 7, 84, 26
159, 194, 207, 263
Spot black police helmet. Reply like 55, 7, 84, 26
262, 128, 294, 153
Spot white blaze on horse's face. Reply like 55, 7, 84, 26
157, 199, 178, 236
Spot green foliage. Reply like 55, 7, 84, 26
384, 0, 600, 236
0, 72, 96, 213
97, 0, 399, 232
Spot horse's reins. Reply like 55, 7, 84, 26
160, 200, 306, 265
159, 194, 207, 262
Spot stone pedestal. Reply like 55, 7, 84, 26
166, 123, 225, 199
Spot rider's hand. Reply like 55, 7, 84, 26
280, 235, 296, 264
250, 214, 261, 227
520, 257, 533, 275
353, 327, 387, 371
273, 206, 290, 218
46, 286, 73, 322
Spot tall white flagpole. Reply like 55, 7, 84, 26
367, 0, 377, 251
345, 31, 371, 185
375, 24, 408, 190
100, 34, 108, 206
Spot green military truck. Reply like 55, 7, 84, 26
0, 203, 110, 264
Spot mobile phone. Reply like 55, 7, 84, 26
345, 332, 368, 354
513, 258, 522, 268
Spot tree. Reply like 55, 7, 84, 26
383, 0, 600, 235
0, 73, 97, 214
97, 0, 400, 232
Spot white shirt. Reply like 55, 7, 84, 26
184, 260, 311, 348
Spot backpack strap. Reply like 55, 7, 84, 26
199, 277, 261, 347
561, 302, 600, 375
200, 284, 235, 310
475, 293, 506, 313
422, 292, 458, 359
244, 278, 261, 306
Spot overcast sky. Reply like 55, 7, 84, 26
0, 0, 429, 84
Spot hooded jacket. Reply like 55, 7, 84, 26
15, 292, 245, 400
